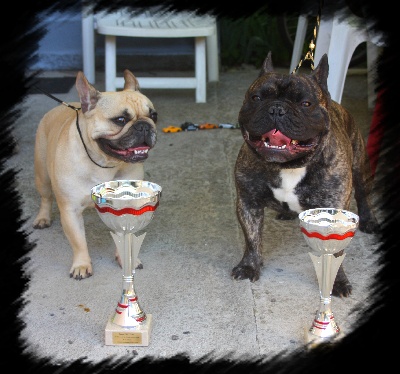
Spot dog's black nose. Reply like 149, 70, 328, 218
133, 120, 151, 131
268, 104, 286, 117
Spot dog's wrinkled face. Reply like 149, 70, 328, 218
238, 52, 332, 164
76, 69, 157, 163
89, 91, 157, 163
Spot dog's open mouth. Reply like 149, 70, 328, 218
97, 139, 151, 162
244, 129, 318, 161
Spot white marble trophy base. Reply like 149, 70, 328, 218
105, 314, 152, 346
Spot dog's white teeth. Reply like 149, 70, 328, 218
291, 139, 299, 145
134, 149, 149, 155
265, 143, 286, 149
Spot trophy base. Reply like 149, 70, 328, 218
304, 326, 342, 348
105, 314, 152, 346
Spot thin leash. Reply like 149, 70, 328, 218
33, 85, 114, 169
290, 0, 323, 74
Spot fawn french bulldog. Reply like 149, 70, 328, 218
33, 70, 157, 279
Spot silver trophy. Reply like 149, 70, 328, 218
298, 208, 359, 346
91, 180, 162, 346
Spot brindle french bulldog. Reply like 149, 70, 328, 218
33, 70, 158, 280
232, 52, 379, 297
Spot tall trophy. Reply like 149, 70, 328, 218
91, 180, 162, 346
298, 208, 359, 346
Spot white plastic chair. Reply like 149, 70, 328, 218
81, 7, 219, 103
290, 12, 384, 108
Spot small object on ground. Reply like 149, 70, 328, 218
218, 123, 235, 129
162, 126, 182, 133
181, 122, 199, 131
199, 123, 218, 130
185, 124, 199, 131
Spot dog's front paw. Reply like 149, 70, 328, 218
69, 264, 93, 280
232, 264, 260, 282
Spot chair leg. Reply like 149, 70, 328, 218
195, 36, 207, 103
207, 30, 219, 82
82, 12, 96, 84
105, 35, 117, 92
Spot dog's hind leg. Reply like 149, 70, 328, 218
33, 194, 53, 229
33, 127, 53, 229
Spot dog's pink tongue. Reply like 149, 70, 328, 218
263, 129, 291, 146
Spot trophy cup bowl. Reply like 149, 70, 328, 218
91, 180, 162, 346
298, 208, 359, 346
91, 180, 162, 233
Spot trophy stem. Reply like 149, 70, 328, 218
110, 231, 147, 328
307, 252, 345, 343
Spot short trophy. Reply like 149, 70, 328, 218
91, 180, 162, 346
298, 208, 359, 346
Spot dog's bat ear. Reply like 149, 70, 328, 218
311, 54, 329, 94
75, 71, 100, 113
259, 51, 274, 77
123, 70, 141, 91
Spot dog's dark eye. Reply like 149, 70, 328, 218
302, 101, 311, 107
112, 117, 128, 126
150, 110, 158, 123
251, 95, 261, 102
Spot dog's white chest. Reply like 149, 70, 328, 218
271, 167, 306, 213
